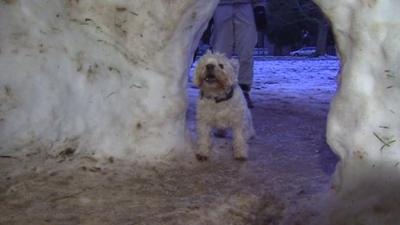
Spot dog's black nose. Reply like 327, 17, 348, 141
206, 64, 215, 71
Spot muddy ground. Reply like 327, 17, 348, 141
0, 57, 339, 225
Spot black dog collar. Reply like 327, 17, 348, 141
200, 86, 235, 103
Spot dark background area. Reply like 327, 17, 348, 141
198, 0, 336, 57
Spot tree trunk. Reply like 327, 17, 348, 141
315, 20, 329, 56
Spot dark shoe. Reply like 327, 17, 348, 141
243, 92, 254, 109
213, 129, 227, 138
239, 84, 251, 92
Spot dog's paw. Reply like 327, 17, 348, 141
234, 156, 248, 161
196, 154, 209, 161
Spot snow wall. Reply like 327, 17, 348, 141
0, 0, 218, 162
314, 0, 400, 223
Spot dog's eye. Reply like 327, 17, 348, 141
218, 64, 224, 69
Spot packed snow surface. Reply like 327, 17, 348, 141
0, 0, 217, 162
1, 57, 339, 224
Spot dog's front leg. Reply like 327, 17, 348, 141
233, 127, 248, 161
196, 123, 212, 161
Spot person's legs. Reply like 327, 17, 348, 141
210, 5, 234, 57
233, 3, 257, 108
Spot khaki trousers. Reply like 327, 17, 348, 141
211, 3, 257, 90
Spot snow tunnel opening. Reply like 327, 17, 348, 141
187, 1, 339, 168
182, 1, 341, 218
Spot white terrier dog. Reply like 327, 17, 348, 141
194, 51, 255, 161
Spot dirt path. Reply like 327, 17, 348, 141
0, 57, 339, 225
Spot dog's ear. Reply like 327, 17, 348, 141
193, 61, 204, 88
229, 58, 239, 75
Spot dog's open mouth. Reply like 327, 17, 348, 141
204, 74, 217, 83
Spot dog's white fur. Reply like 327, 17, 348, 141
194, 51, 255, 161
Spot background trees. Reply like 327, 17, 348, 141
264, 0, 334, 56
